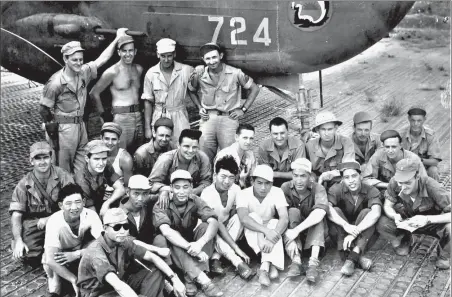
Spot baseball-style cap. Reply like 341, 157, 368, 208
85, 140, 110, 154
252, 164, 274, 182
30, 141, 52, 159
407, 107, 427, 116
170, 170, 193, 183
338, 161, 362, 173
312, 111, 343, 131
353, 111, 373, 124
61, 41, 84, 56
156, 38, 176, 54
103, 208, 128, 225
101, 122, 122, 137
291, 158, 312, 173
200, 42, 221, 57
117, 35, 134, 49
394, 158, 420, 182
380, 130, 401, 143
154, 117, 174, 130
128, 175, 151, 190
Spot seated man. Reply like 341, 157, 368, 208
351, 111, 381, 169
327, 161, 382, 276
100, 122, 133, 186
305, 111, 355, 188
10, 141, 74, 265
149, 129, 211, 203
363, 130, 427, 190
134, 117, 177, 177
78, 208, 186, 297
75, 140, 125, 216
236, 165, 289, 287
42, 184, 103, 297
214, 123, 256, 189
400, 107, 442, 181
200, 155, 254, 279
377, 159, 450, 269
258, 117, 306, 187
282, 158, 328, 283
153, 170, 223, 297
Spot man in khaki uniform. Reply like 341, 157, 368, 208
400, 107, 442, 181
191, 42, 260, 162
351, 111, 381, 169
39, 29, 128, 173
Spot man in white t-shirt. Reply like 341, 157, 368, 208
236, 165, 289, 287
200, 155, 254, 279
42, 184, 103, 297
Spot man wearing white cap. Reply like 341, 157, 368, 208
142, 38, 201, 143
236, 164, 289, 287
90, 35, 144, 153
305, 111, 355, 188
39, 28, 128, 174
281, 158, 328, 283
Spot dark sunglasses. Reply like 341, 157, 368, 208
108, 223, 130, 231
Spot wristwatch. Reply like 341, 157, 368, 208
241, 106, 248, 113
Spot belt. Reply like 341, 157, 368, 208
206, 109, 230, 116
112, 104, 141, 114
54, 115, 83, 124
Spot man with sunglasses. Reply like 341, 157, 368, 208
10, 141, 74, 267
42, 184, 103, 297
78, 208, 186, 297
153, 170, 223, 297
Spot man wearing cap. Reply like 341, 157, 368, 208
90, 35, 144, 153
10, 141, 74, 265
134, 117, 177, 177
153, 170, 223, 297
363, 130, 427, 189
74, 140, 125, 216
78, 208, 186, 297
190, 42, 260, 162
281, 158, 328, 283
258, 117, 306, 187
351, 111, 381, 168
214, 123, 257, 189
327, 161, 382, 276
101, 122, 133, 186
149, 129, 211, 202
400, 107, 442, 181
305, 111, 355, 189
40, 28, 128, 174
142, 38, 201, 144
200, 155, 254, 279
376, 158, 450, 269
236, 164, 289, 287
42, 184, 103, 297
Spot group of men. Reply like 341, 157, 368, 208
9, 29, 450, 297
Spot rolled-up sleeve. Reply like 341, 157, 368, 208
9, 183, 27, 214
367, 186, 383, 208
141, 71, 155, 102
312, 183, 329, 213
327, 183, 341, 207
149, 153, 172, 193
237, 70, 253, 90
91, 253, 116, 284
427, 179, 451, 213
384, 179, 399, 203
40, 79, 59, 109
83, 61, 98, 83
152, 204, 172, 230
362, 151, 383, 187
427, 135, 442, 161
194, 196, 218, 222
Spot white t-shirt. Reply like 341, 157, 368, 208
236, 186, 288, 224
133, 213, 141, 231
44, 208, 103, 251
200, 183, 241, 223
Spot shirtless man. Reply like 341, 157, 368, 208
90, 35, 144, 153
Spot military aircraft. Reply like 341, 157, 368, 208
1, 0, 414, 110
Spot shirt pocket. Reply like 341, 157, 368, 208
200, 86, 216, 107
218, 81, 238, 103
57, 91, 79, 113
153, 83, 168, 104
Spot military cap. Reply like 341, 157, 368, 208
312, 111, 343, 131
85, 140, 110, 154
128, 175, 151, 190
252, 164, 274, 182
338, 161, 362, 173
200, 42, 221, 57
30, 141, 52, 159
291, 158, 312, 173
154, 117, 174, 130
394, 158, 420, 182
156, 38, 176, 54
380, 130, 401, 143
101, 122, 122, 137
117, 35, 134, 49
61, 41, 84, 56
180, 129, 202, 140
407, 107, 426, 116
103, 208, 128, 225
170, 170, 193, 183
353, 111, 373, 124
